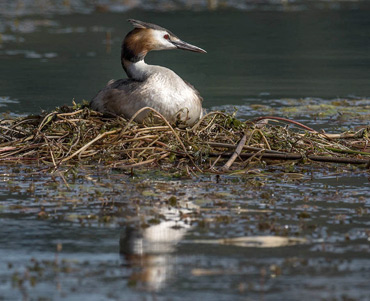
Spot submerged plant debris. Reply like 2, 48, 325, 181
0, 104, 369, 172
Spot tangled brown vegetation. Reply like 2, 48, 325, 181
0, 104, 369, 172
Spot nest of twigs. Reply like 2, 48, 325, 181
0, 104, 369, 172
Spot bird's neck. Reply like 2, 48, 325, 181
121, 35, 153, 81
122, 59, 151, 81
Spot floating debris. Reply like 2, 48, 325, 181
191, 235, 307, 248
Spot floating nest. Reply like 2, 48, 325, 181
0, 104, 369, 173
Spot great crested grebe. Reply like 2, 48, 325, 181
90, 19, 206, 126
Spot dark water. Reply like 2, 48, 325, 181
1, 9, 370, 115
0, 3, 370, 301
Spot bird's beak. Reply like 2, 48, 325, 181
171, 39, 207, 53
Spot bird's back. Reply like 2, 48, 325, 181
90, 78, 141, 117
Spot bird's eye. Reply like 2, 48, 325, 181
163, 34, 170, 40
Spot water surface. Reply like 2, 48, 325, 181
1, 8, 370, 118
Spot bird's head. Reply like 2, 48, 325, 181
122, 19, 206, 62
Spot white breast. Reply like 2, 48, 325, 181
129, 65, 203, 125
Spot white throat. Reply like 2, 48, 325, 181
125, 60, 151, 81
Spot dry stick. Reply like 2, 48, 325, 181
133, 126, 170, 134
191, 111, 228, 131
308, 155, 369, 165
56, 109, 84, 117
185, 165, 192, 177
298, 129, 366, 139
0, 125, 25, 135
138, 138, 169, 149
37, 111, 56, 133
194, 113, 219, 133
252, 116, 317, 133
145, 150, 165, 160
44, 136, 57, 168
61, 129, 118, 162
9, 117, 39, 133
243, 149, 265, 167
64, 129, 81, 158
0, 146, 17, 152
121, 134, 159, 143
121, 146, 167, 153
207, 142, 285, 154
58, 171, 71, 190
0, 156, 39, 162
210, 155, 222, 170
54, 118, 79, 125
246, 129, 258, 146
212, 152, 369, 165
118, 107, 157, 134
186, 164, 199, 178
75, 150, 99, 159
113, 152, 170, 168
137, 134, 165, 157
0, 133, 13, 141
256, 129, 271, 150
107, 134, 149, 146
219, 133, 248, 172
0, 145, 41, 159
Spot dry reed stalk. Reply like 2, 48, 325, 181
242, 149, 265, 167
252, 116, 317, 132
62, 129, 119, 162
220, 133, 248, 172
